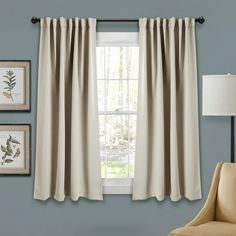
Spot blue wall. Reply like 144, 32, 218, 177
0, 0, 235, 235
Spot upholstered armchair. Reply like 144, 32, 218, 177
169, 162, 236, 236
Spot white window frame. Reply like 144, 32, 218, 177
97, 32, 139, 194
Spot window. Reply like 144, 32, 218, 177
96, 33, 139, 194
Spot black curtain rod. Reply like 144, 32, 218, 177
31, 16, 205, 24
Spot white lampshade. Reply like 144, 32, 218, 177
202, 74, 236, 116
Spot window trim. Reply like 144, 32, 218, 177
103, 178, 133, 194
97, 32, 139, 47
97, 32, 139, 194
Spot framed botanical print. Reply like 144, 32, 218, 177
0, 61, 30, 111
0, 125, 30, 175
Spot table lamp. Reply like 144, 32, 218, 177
202, 74, 236, 162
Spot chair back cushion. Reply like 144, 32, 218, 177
215, 163, 236, 223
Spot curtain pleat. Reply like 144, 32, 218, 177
34, 17, 103, 201
133, 17, 201, 201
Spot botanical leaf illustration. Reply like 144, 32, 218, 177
5, 152, 11, 156
6, 143, 13, 154
13, 148, 20, 158
3, 81, 11, 86
1, 145, 6, 152
5, 159, 13, 163
11, 138, 20, 144
2, 92, 12, 99
2, 70, 16, 101
0, 135, 21, 165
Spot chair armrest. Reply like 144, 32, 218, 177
186, 162, 223, 226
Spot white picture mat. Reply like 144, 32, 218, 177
0, 131, 25, 168
0, 67, 24, 105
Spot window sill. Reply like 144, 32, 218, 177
102, 178, 133, 194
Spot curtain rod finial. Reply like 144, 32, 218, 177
31, 16, 40, 24
196, 16, 205, 24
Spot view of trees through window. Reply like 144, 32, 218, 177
96, 46, 139, 178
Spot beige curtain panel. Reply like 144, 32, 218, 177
34, 17, 103, 201
133, 17, 201, 201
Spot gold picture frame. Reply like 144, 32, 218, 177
0, 125, 30, 175
0, 61, 30, 111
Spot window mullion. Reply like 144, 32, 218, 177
98, 111, 136, 115
98, 78, 138, 81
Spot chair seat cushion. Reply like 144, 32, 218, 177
169, 221, 236, 236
